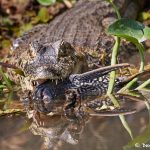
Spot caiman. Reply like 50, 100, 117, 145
6, 0, 144, 113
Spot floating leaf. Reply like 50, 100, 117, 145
107, 18, 150, 43
37, 0, 56, 6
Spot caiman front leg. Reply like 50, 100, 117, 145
66, 63, 136, 116
63, 63, 135, 116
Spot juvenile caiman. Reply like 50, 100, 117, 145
32, 63, 133, 113
7, 0, 144, 113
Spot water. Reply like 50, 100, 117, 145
0, 89, 150, 150
0, 51, 149, 150
0, 108, 149, 150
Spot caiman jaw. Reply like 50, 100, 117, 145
32, 78, 62, 87
22, 40, 77, 81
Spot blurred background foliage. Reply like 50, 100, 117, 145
0, 0, 76, 58
0, 0, 149, 58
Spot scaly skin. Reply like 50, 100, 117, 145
32, 64, 132, 113
8, 0, 140, 91
7, 0, 141, 113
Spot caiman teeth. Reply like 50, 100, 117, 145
32, 81, 37, 86
49, 78, 64, 84
35, 79, 47, 85
55, 80, 58, 85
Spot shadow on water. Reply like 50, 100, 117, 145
0, 89, 150, 150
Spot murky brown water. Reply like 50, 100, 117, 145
0, 108, 150, 150
0, 88, 150, 150
0, 51, 149, 150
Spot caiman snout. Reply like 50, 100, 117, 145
23, 40, 77, 80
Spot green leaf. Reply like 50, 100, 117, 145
139, 12, 150, 21
19, 23, 33, 36
107, 18, 150, 43
38, 7, 50, 23
143, 27, 150, 41
37, 0, 56, 6
0, 67, 13, 91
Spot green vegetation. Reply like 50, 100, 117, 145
107, 2, 150, 94
36, 0, 75, 6
106, 0, 150, 140
37, 0, 56, 6
0, 67, 13, 91
107, 19, 150, 92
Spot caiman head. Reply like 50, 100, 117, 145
12, 39, 79, 81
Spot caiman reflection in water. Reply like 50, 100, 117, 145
24, 90, 150, 150
30, 113, 89, 149
0, 89, 150, 150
